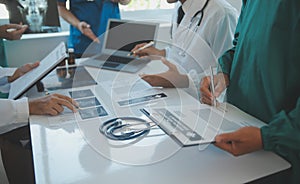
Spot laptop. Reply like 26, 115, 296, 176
9, 42, 67, 100
81, 19, 159, 73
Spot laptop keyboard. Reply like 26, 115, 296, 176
96, 54, 134, 64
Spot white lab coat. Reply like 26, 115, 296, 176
165, 0, 238, 97
0, 67, 29, 134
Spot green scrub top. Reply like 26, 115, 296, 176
0, 39, 8, 67
219, 0, 300, 183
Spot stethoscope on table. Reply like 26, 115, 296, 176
178, 0, 210, 57
100, 117, 156, 141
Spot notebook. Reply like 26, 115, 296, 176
81, 19, 159, 73
9, 42, 67, 100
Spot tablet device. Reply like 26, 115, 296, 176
8, 42, 67, 100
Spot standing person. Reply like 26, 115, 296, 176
200, 0, 300, 183
0, 24, 79, 184
57, 0, 131, 57
0, 62, 78, 184
132, 0, 238, 90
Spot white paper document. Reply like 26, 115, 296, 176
141, 103, 266, 146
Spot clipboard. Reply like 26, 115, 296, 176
8, 42, 67, 100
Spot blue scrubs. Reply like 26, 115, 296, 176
57, 0, 120, 56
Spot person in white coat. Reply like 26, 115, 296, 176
131, 0, 238, 95
0, 64, 78, 184
0, 24, 78, 183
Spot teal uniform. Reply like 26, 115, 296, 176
57, 0, 121, 56
219, 0, 300, 183
0, 39, 7, 67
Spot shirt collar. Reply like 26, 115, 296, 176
182, 0, 208, 17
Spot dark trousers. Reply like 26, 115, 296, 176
0, 126, 35, 184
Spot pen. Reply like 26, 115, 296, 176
210, 66, 217, 107
128, 41, 154, 56
6, 25, 27, 32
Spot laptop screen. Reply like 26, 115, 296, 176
104, 20, 158, 52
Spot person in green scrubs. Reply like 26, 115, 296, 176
200, 0, 300, 183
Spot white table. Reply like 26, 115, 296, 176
29, 61, 290, 184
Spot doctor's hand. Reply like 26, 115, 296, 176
131, 43, 165, 57
29, 94, 78, 116
8, 61, 40, 83
77, 21, 100, 43
140, 58, 189, 88
214, 127, 263, 156
200, 72, 229, 105
0, 24, 28, 40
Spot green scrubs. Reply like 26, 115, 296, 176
219, 0, 300, 183
0, 39, 8, 67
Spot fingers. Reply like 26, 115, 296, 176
131, 43, 148, 57
46, 94, 78, 115
14, 25, 28, 34
93, 37, 100, 43
214, 73, 229, 97
79, 21, 100, 43
131, 43, 147, 53
139, 74, 158, 86
140, 73, 175, 88
214, 132, 240, 156
20, 61, 40, 73
51, 104, 65, 115
80, 22, 90, 29
161, 58, 177, 71
200, 76, 213, 104
5, 23, 24, 29
27, 61, 40, 69
214, 127, 263, 156
29, 94, 78, 116
52, 93, 79, 111
215, 132, 239, 144
79, 24, 99, 43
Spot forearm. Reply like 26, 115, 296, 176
0, 98, 29, 133
57, 3, 81, 29
261, 98, 300, 152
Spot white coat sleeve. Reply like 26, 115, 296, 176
0, 76, 10, 93
208, 10, 238, 58
0, 97, 29, 134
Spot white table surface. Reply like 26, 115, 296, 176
29, 61, 290, 184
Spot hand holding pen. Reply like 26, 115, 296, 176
0, 24, 28, 40
199, 70, 230, 106
130, 41, 165, 57
209, 66, 217, 107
